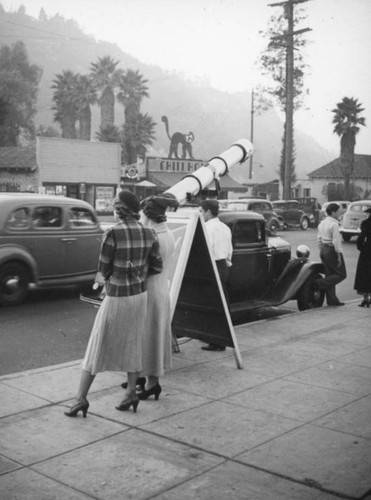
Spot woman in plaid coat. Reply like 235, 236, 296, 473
65, 191, 163, 417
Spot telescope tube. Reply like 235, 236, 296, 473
164, 139, 253, 205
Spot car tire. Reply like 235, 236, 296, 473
268, 219, 279, 236
341, 233, 352, 242
0, 262, 30, 306
297, 272, 325, 311
300, 217, 309, 230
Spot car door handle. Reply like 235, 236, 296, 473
61, 238, 77, 242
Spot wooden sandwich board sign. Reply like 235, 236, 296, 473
167, 210, 243, 369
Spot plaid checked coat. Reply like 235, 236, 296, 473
98, 218, 163, 297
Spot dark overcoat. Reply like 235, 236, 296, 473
354, 217, 371, 293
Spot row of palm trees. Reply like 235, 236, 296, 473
51, 56, 156, 164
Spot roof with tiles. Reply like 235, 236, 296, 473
308, 154, 371, 179
0, 145, 37, 171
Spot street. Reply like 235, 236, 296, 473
0, 227, 360, 376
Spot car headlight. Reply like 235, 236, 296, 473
296, 244, 310, 259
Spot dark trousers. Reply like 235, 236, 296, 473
318, 245, 347, 304
207, 259, 229, 348
215, 259, 229, 305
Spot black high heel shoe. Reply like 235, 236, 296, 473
115, 395, 140, 413
359, 300, 369, 307
121, 377, 146, 391
138, 384, 162, 401
64, 400, 89, 418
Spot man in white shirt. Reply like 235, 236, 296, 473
199, 199, 233, 351
317, 202, 347, 306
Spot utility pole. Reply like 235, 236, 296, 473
269, 0, 311, 199
249, 89, 254, 179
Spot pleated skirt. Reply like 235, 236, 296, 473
141, 274, 172, 377
82, 292, 147, 375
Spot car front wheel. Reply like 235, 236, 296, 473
297, 272, 325, 311
268, 219, 279, 235
300, 217, 309, 230
341, 233, 352, 242
0, 262, 30, 306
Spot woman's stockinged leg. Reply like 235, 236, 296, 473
124, 372, 140, 397
115, 372, 141, 412
147, 375, 159, 390
76, 369, 95, 402
65, 369, 95, 418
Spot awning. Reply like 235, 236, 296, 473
148, 172, 245, 190
135, 180, 157, 187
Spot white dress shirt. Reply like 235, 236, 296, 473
317, 215, 343, 254
205, 217, 233, 267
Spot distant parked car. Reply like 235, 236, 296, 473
0, 193, 103, 305
340, 200, 371, 242
319, 201, 351, 223
272, 200, 310, 230
219, 198, 284, 235
293, 197, 321, 227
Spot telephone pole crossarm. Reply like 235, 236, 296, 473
271, 27, 312, 39
268, 0, 310, 6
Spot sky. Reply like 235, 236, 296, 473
3, 0, 371, 155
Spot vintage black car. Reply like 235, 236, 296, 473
218, 198, 284, 235
272, 200, 311, 230
217, 210, 324, 320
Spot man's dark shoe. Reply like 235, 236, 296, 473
328, 301, 345, 306
201, 344, 226, 351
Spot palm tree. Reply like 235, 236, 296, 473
117, 69, 149, 118
117, 69, 150, 163
332, 97, 366, 200
122, 112, 156, 164
73, 74, 97, 140
90, 56, 123, 130
95, 124, 122, 143
51, 70, 78, 138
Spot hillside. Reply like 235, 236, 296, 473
0, 6, 333, 184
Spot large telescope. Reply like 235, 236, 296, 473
164, 139, 253, 205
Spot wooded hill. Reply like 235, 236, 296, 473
0, 5, 333, 184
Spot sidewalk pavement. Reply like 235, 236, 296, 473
1, 301, 371, 500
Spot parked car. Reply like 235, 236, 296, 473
168, 209, 325, 318
218, 198, 284, 235
340, 200, 371, 241
293, 197, 321, 227
319, 201, 351, 223
272, 200, 310, 230
0, 193, 104, 306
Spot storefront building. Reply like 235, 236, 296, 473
37, 137, 121, 216
0, 145, 38, 193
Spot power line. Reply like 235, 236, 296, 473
0, 19, 100, 46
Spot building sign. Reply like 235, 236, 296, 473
95, 186, 115, 213
146, 156, 204, 173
